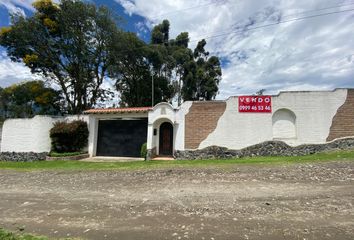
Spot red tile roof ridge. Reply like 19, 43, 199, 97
84, 106, 153, 114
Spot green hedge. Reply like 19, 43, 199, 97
50, 120, 88, 153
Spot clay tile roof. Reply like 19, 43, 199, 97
84, 107, 153, 114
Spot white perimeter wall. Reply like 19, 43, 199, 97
199, 89, 347, 150
1, 115, 88, 153
3, 90, 347, 154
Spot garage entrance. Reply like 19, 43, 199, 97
96, 118, 148, 157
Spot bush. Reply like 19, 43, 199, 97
50, 120, 89, 153
140, 143, 147, 160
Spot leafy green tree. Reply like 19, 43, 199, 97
109, 32, 175, 107
182, 39, 222, 101
0, 87, 6, 122
175, 32, 189, 48
0, 0, 121, 113
151, 20, 170, 45
0, 80, 63, 118
148, 20, 187, 105
150, 20, 222, 103
170, 35, 193, 105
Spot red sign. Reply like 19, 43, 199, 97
238, 95, 272, 113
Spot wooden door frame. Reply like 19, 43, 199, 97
158, 122, 173, 156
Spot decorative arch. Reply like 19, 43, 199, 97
152, 102, 174, 111
272, 108, 297, 139
151, 117, 175, 156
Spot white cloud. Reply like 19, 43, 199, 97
0, 52, 40, 87
0, 0, 58, 88
116, 0, 354, 98
0, 0, 60, 15
0, 0, 35, 15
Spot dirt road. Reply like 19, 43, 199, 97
0, 161, 354, 240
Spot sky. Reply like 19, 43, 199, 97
0, 0, 354, 100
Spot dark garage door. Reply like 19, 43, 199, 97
96, 119, 148, 157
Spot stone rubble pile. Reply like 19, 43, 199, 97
175, 138, 354, 160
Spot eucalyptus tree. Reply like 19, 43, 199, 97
150, 20, 222, 103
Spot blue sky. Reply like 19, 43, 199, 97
89, 0, 150, 41
0, 0, 150, 39
1, 0, 354, 99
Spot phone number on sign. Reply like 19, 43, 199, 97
239, 105, 271, 111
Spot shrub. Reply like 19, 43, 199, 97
140, 143, 147, 160
50, 120, 88, 153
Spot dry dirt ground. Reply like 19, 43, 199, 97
1, 161, 354, 240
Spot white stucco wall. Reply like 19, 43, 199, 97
175, 101, 192, 151
199, 89, 347, 149
199, 97, 273, 150
1, 115, 88, 153
273, 89, 347, 145
4, 90, 346, 155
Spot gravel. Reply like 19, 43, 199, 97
0, 160, 353, 239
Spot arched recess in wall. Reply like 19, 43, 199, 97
272, 108, 297, 139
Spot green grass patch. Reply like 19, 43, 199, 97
0, 228, 80, 240
0, 150, 354, 171
48, 152, 86, 157
0, 228, 47, 240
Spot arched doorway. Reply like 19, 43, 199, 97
159, 122, 173, 156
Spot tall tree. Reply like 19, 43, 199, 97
150, 20, 222, 103
171, 33, 193, 105
151, 20, 170, 45
182, 39, 222, 101
0, 80, 63, 118
108, 32, 174, 107
0, 0, 121, 113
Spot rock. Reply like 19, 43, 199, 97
0, 152, 48, 162
17, 226, 25, 231
175, 138, 354, 160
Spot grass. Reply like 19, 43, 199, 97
0, 228, 80, 240
0, 150, 354, 171
48, 152, 87, 157
0, 228, 47, 240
